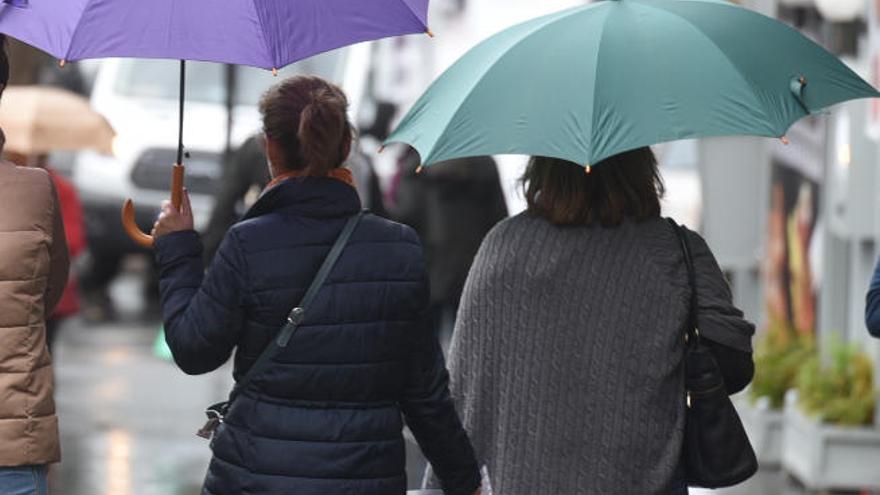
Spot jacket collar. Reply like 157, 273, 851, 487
243, 176, 361, 221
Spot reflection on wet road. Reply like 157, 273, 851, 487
52, 319, 222, 495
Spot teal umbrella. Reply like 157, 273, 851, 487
386, 0, 879, 168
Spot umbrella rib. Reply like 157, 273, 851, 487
419, 4, 599, 164
250, 0, 276, 69
394, 0, 428, 31
586, 7, 616, 165
62, 0, 99, 62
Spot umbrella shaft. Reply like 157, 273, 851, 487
177, 60, 186, 166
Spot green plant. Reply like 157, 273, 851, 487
796, 338, 876, 427
749, 318, 814, 409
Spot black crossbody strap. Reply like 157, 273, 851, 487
666, 218, 700, 346
229, 211, 363, 401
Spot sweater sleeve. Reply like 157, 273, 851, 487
866, 258, 880, 338
400, 276, 480, 495
703, 339, 754, 395
686, 229, 755, 353
155, 229, 247, 375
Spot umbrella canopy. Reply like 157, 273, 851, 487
0, 0, 430, 70
386, 0, 879, 167
0, 85, 115, 155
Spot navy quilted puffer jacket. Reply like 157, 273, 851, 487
155, 176, 480, 495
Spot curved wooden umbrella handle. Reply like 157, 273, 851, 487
121, 164, 185, 248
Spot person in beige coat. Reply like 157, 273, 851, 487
0, 34, 69, 495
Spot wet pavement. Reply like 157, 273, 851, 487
53, 318, 218, 495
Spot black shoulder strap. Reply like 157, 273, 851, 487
229, 211, 364, 401
666, 218, 699, 346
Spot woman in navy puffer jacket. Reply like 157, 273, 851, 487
151, 76, 481, 495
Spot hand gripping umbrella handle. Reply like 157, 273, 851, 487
121, 164, 185, 248
122, 60, 188, 248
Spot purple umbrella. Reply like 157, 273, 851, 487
0, 0, 430, 70
0, 0, 431, 246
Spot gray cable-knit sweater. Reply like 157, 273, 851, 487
427, 213, 754, 495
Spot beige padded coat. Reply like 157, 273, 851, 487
0, 160, 68, 466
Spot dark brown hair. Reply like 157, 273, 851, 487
522, 147, 664, 226
259, 75, 352, 175
0, 35, 8, 96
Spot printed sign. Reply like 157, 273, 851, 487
867, 0, 880, 138
764, 116, 826, 335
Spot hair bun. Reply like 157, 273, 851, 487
297, 87, 349, 174
259, 76, 352, 174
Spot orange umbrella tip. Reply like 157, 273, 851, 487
59, 59, 67, 68
272, 67, 279, 77
780, 135, 790, 145
416, 165, 424, 174
426, 28, 435, 38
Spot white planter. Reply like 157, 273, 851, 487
736, 396, 785, 469
781, 392, 880, 490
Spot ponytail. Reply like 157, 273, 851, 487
260, 76, 352, 175
297, 87, 350, 175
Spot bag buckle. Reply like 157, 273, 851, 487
287, 307, 305, 325
196, 402, 228, 440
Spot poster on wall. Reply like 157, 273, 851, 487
763, 117, 825, 335
867, 0, 880, 139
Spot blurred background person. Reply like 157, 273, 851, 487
392, 148, 508, 343
200, 135, 270, 263
868, 257, 880, 337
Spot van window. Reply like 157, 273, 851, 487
114, 51, 346, 105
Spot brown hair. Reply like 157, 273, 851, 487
0, 35, 8, 96
522, 147, 664, 226
259, 75, 352, 174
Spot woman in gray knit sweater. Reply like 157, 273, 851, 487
432, 148, 755, 495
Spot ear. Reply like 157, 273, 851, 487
341, 131, 352, 163
265, 136, 284, 170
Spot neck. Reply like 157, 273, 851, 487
266, 166, 356, 190
270, 162, 293, 180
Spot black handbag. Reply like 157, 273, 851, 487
667, 219, 758, 488
196, 211, 364, 440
